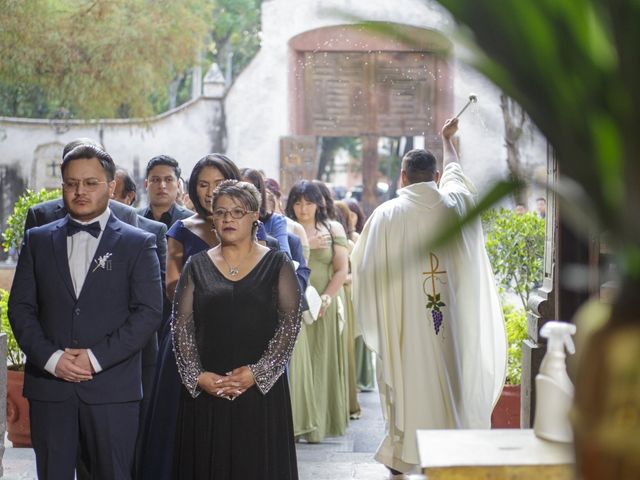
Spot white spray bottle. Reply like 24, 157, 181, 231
533, 321, 576, 443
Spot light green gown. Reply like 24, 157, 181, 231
289, 322, 319, 436
344, 283, 361, 417
292, 235, 350, 442
355, 336, 375, 391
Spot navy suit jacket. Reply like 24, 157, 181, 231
135, 215, 167, 370
25, 197, 167, 291
8, 214, 163, 404
288, 232, 310, 296
23, 198, 166, 374
136, 215, 167, 284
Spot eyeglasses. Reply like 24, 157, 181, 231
212, 208, 256, 220
148, 176, 176, 185
62, 178, 109, 192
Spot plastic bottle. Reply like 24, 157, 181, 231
533, 321, 577, 442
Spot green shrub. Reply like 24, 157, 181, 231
481, 208, 542, 385
0, 288, 24, 369
1, 188, 60, 369
482, 208, 544, 310
2, 188, 61, 254
503, 303, 528, 385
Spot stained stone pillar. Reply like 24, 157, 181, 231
1, 333, 7, 477
202, 62, 227, 154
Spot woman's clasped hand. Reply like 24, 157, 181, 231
197, 366, 256, 400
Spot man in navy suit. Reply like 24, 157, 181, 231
9, 144, 162, 479
112, 167, 167, 440
23, 146, 166, 443
112, 166, 168, 285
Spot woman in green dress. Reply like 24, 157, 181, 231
335, 200, 362, 419
345, 198, 376, 391
286, 180, 350, 442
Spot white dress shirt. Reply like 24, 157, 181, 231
44, 208, 112, 377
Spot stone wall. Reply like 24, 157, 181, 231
0, 64, 226, 230
0, 2, 549, 221
0, 97, 224, 189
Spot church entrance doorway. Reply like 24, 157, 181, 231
281, 23, 453, 214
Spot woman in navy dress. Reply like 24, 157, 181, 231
139, 154, 242, 480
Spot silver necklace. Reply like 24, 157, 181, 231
220, 245, 252, 277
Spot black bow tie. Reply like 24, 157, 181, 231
67, 220, 101, 238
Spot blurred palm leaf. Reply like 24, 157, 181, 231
432, 0, 640, 272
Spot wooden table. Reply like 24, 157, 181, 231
417, 429, 575, 479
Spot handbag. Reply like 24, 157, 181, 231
302, 285, 322, 325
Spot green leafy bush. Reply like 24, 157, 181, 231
1, 188, 60, 369
2, 188, 60, 254
481, 208, 542, 385
0, 288, 24, 369
482, 208, 544, 310
503, 303, 527, 385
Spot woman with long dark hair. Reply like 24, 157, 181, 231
285, 180, 350, 442
241, 168, 291, 257
312, 179, 338, 221
344, 198, 375, 391
344, 198, 365, 236
335, 200, 361, 419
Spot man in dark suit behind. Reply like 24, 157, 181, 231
9, 145, 162, 479
112, 167, 167, 429
137, 155, 192, 229
112, 166, 168, 289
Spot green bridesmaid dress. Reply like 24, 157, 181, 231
292, 234, 350, 442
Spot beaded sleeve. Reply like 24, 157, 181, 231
249, 256, 302, 394
171, 259, 204, 397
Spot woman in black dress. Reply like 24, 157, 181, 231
172, 180, 301, 479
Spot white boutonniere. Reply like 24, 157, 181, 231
93, 252, 113, 272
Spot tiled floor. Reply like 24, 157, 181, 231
297, 388, 390, 479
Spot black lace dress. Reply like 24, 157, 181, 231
172, 249, 301, 479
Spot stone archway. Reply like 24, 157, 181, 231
283, 23, 453, 213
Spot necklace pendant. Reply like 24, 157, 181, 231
229, 266, 240, 276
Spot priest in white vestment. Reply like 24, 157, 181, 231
351, 118, 507, 476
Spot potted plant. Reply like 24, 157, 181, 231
1, 188, 60, 448
491, 303, 528, 428
0, 287, 30, 447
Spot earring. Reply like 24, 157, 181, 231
253, 220, 259, 227
210, 224, 216, 232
